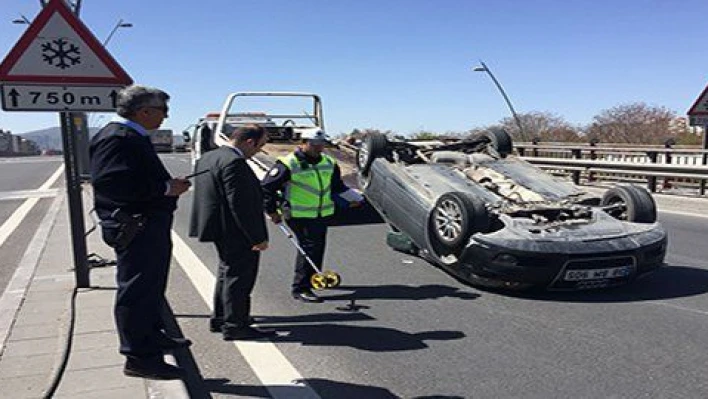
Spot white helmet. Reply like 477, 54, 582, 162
299, 127, 329, 144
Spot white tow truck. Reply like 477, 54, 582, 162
185, 91, 327, 167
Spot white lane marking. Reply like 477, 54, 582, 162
0, 193, 64, 355
0, 164, 64, 249
0, 188, 59, 201
171, 232, 321, 399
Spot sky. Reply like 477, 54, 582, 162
1, 0, 707, 137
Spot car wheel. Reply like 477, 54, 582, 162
429, 192, 491, 254
601, 184, 657, 223
357, 133, 388, 176
473, 128, 513, 158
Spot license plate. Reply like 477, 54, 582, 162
564, 265, 634, 281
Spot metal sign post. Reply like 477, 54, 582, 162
0, 0, 133, 288
59, 111, 89, 287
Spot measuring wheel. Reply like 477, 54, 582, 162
310, 273, 329, 290
323, 270, 341, 288
310, 271, 342, 290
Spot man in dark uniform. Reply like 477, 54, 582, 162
90, 85, 191, 380
189, 124, 275, 340
261, 128, 363, 303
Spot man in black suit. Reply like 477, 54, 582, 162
189, 124, 276, 340
90, 85, 191, 380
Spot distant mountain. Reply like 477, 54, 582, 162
19, 126, 100, 150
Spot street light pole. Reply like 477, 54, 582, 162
473, 60, 525, 137
11, 14, 31, 24
103, 19, 133, 47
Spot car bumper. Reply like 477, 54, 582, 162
457, 232, 668, 290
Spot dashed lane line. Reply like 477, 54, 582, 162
171, 232, 321, 399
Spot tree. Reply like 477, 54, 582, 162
474, 112, 581, 142
587, 103, 675, 144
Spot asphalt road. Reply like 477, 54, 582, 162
1, 153, 707, 398
0, 156, 63, 295
157, 153, 708, 399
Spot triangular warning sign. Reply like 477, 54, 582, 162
0, 0, 132, 85
688, 84, 708, 116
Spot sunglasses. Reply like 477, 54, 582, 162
146, 105, 169, 115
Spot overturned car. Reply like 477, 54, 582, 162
356, 131, 667, 291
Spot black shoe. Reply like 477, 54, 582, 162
154, 333, 192, 350
209, 319, 223, 333
124, 356, 185, 380
222, 326, 277, 341
292, 290, 323, 303
210, 317, 261, 333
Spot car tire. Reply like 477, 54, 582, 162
473, 128, 513, 158
428, 192, 491, 254
601, 184, 657, 223
357, 133, 388, 176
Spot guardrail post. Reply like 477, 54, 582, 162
646, 151, 658, 192
588, 140, 597, 182
662, 138, 675, 190
531, 137, 540, 158
571, 148, 581, 184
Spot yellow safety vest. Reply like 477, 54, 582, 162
279, 152, 336, 218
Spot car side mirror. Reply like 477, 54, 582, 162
182, 131, 191, 143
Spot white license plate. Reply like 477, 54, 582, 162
564, 265, 633, 281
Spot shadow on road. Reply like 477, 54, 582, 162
505, 265, 708, 303
173, 312, 376, 324
273, 323, 465, 352
323, 284, 480, 302
205, 377, 400, 398
328, 200, 384, 227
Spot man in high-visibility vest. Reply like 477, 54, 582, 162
262, 128, 363, 303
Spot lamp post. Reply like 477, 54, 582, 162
87, 19, 132, 127
473, 60, 525, 137
11, 14, 31, 24
103, 19, 133, 47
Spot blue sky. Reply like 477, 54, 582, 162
1, 0, 707, 136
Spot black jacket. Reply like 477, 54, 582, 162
89, 122, 176, 220
188, 146, 268, 247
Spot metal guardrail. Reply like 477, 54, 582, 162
335, 139, 708, 196
514, 142, 708, 195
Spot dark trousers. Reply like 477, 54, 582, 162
212, 239, 259, 331
287, 217, 328, 292
104, 212, 173, 358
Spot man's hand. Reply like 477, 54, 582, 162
251, 241, 269, 251
268, 212, 282, 224
166, 178, 191, 196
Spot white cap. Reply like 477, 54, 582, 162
299, 127, 330, 144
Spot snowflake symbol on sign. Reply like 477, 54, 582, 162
41, 38, 81, 69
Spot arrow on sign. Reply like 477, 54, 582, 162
109, 89, 118, 108
8, 89, 19, 107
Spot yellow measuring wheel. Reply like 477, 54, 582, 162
310, 271, 342, 290
279, 223, 343, 291
310, 273, 329, 290
323, 270, 341, 288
